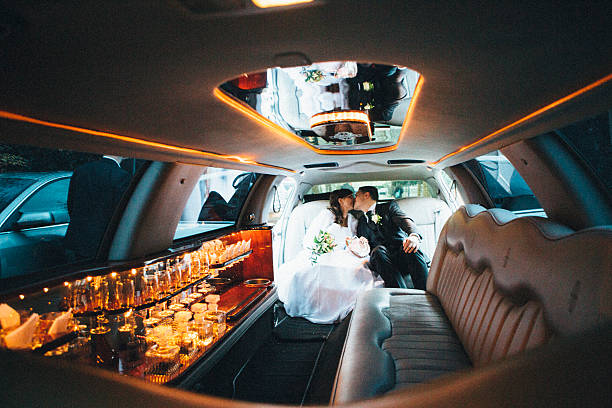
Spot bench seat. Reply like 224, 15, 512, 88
331, 289, 471, 403
331, 205, 612, 404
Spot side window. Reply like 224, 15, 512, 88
268, 177, 296, 225
0, 143, 140, 282
466, 151, 545, 217
175, 168, 261, 240
556, 109, 612, 196
438, 170, 464, 210
19, 178, 70, 216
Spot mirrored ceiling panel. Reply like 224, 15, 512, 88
218, 62, 421, 151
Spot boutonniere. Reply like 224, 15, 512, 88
371, 213, 382, 225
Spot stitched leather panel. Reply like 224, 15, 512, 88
427, 206, 612, 365
381, 293, 471, 388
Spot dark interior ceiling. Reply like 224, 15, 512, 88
1, 0, 611, 173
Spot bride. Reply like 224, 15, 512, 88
276, 189, 382, 324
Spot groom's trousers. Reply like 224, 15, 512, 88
369, 245, 429, 290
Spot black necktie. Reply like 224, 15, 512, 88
366, 210, 373, 223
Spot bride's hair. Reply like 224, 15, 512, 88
329, 188, 354, 225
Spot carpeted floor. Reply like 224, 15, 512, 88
230, 306, 349, 405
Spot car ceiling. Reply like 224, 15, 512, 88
1, 1, 611, 175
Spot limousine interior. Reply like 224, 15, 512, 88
0, 1, 611, 407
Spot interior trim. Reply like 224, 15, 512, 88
214, 76, 424, 155
0, 111, 294, 173
429, 72, 612, 166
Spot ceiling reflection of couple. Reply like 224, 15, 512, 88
221, 61, 418, 148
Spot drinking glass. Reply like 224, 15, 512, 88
157, 262, 173, 294
108, 274, 123, 310
142, 272, 159, 303
204, 310, 227, 338
178, 254, 191, 285
121, 276, 136, 308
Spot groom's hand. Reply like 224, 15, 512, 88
402, 234, 421, 253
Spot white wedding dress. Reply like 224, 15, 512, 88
276, 209, 383, 324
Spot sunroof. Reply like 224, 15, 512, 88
218, 62, 421, 152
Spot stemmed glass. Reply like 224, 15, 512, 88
121, 274, 136, 308
142, 267, 159, 303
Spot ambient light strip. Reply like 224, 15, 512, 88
214, 75, 424, 155
429, 72, 612, 166
0, 111, 294, 173
252, 0, 313, 7
309, 110, 370, 128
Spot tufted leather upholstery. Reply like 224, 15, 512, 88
428, 205, 611, 364
282, 197, 451, 263
396, 197, 452, 260
332, 205, 612, 404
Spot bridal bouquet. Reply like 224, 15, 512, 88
309, 230, 337, 264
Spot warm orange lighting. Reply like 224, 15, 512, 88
309, 110, 370, 128
0, 111, 294, 173
131, 269, 137, 275
64, 281, 70, 286
429, 72, 612, 166
110, 272, 118, 278
43, 287, 49, 293
214, 75, 424, 155
252, 0, 313, 8
125, 309, 133, 318
86, 276, 93, 282
19, 294, 25, 300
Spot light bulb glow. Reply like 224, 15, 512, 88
252, 0, 313, 8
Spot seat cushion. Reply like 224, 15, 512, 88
331, 289, 471, 405
382, 292, 471, 388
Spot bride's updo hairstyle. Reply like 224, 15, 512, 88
329, 188, 354, 225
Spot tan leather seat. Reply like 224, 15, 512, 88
427, 205, 611, 364
332, 205, 612, 404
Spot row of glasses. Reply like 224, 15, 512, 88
66, 237, 252, 314
68, 275, 130, 313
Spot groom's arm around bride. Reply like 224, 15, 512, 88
354, 186, 430, 290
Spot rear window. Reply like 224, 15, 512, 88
175, 168, 259, 240
466, 151, 545, 216
306, 180, 434, 200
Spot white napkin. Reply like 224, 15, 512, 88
4, 313, 39, 350
48, 309, 73, 338
0, 303, 20, 330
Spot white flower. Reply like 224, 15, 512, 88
371, 213, 382, 224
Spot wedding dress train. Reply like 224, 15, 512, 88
276, 209, 382, 324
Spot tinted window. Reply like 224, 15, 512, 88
0, 144, 140, 282
175, 168, 260, 240
307, 180, 434, 200
0, 177, 35, 212
20, 178, 70, 213
466, 151, 544, 215
556, 110, 612, 196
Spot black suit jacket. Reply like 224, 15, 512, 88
64, 158, 130, 258
356, 201, 419, 251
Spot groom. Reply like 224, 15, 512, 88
353, 186, 429, 289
